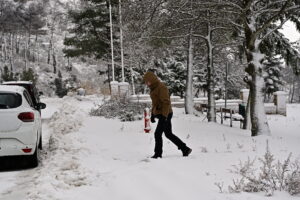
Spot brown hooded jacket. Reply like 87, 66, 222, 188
143, 72, 172, 117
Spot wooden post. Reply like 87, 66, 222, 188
230, 109, 233, 127
221, 108, 223, 124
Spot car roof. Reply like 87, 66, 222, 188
2, 81, 33, 85
0, 85, 26, 93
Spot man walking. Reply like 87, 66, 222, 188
143, 71, 192, 159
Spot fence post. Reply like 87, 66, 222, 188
230, 109, 233, 127
221, 108, 223, 124
274, 91, 287, 116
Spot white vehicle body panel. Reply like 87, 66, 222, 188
0, 85, 41, 157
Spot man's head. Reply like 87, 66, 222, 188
143, 71, 159, 86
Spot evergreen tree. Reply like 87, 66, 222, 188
54, 71, 67, 98
263, 55, 284, 99
64, 0, 118, 59
1, 66, 15, 82
20, 68, 38, 85
154, 55, 186, 97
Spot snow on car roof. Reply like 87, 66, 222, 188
0, 85, 25, 93
2, 81, 33, 85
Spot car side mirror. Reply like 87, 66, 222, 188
38, 102, 46, 110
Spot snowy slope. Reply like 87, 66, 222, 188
0, 96, 299, 200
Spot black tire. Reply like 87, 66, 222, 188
38, 134, 43, 150
28, 146, 39, 168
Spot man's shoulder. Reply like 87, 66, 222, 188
158, 82, 169, 92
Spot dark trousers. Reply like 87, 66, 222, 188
154, 113, 186, 156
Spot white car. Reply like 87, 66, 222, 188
0, 85, 46, 167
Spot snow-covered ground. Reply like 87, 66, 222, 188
0, 96, 299, 200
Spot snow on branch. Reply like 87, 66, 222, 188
255, 0, 293, 37
216, 0, 243, 11
260, 18, 289, 43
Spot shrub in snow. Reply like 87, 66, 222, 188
286, 163, 300, 195
54, 71, 67, 98
228, 141, 300, 196
20, 68, 38, 85
90, 99, 149, 122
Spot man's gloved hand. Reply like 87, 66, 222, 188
158, 115, 167, 122
151, 115, 156, 123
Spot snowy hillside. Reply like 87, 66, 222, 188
0, 96, 299, 200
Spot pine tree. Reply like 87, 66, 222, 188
263, 55, 284, 100
54, 71, 67, 98
1, 66, 15, 82
64, 0, 118, 59
154, 54, 186, 97
20, 68, 38, 85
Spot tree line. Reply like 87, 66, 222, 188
0, 0, 300, 137
64, 0, 300, 137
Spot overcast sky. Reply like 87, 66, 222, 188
279, 21, 300, 42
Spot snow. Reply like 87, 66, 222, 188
0, 96, 300, 200
280, 21, 300, 42
274, 91, 287, 95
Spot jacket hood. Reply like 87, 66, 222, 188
143, 71, 159, 84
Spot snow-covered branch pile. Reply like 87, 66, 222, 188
228, 142, 300, 196
90, 99, 149, 121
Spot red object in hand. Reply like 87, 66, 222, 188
144, 108, 151, 133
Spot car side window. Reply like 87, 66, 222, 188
23, 91, 34, 108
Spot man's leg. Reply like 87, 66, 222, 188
153, 117, 166, 157
164, 113, 187, 150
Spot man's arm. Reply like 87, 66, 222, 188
159, 85, 171, 118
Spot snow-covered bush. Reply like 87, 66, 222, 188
90, 99, 149, 122
228, 142, 300, 196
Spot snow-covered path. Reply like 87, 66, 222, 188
0, 97, 300, 200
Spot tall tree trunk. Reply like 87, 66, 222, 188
48, 32, 53, 64
67, 56, 72, 71
9, 33, 13, 72
130, 66, 135, 95
297, 74, 300, 103
297, 59, 300, 103
185, 31, 194, 114
37, 39, 40, 64
245, 47, 271, 136
206, 25, 216, 122
4, 35, 7, 61
0, 33, 4, 61
24, 37, 28, 70
290, 74, 295, 103
243, 90, 251, 129
15, 34, 20, 54
52, 50, 57, 74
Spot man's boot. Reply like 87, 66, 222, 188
182, 147, 192, 157
151, 154, 162, 159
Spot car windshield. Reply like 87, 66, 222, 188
0, 93, 22, 109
